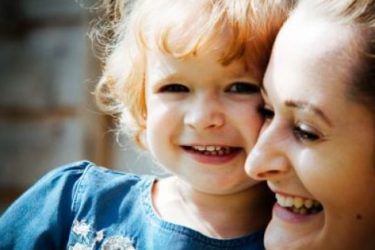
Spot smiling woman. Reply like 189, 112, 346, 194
0, 0, 295, 249
245, 0, 375, 249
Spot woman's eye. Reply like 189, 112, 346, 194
159, 84, 189, 93
293, 125, 321, 142
225, 82, 260, 94
258, 106, 274, 120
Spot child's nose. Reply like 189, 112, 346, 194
184, 94, 225, 130
245, 124, 291, 181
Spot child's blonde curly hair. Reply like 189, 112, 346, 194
92, 0, 294, 146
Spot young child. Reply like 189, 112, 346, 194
0, 0, 293, 249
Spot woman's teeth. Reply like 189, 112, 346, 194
276, 193, 323, 215
189, 145, 238, 155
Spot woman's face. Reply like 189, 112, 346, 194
245, 11, 375, 250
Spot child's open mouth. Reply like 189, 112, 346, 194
276, 193, 323, 215
182, 145, 242, 156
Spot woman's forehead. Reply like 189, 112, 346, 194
275, 13, 360, 80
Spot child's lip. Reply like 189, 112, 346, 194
181, 145, 243, 164
181, 145, 242, 153
182, 142, 239, 147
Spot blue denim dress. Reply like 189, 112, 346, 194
0, 161, 265, 250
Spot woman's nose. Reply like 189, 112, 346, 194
184, 94, 225, 130
245, 123, 291, 181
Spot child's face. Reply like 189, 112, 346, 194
246, 12, 375, 250
144, 48, 263, 194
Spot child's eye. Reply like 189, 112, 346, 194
159, 84, 189, 93
225, 82, 260, 94
293, 124, 321, 142
258, 106, 274, 120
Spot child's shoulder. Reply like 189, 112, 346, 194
50, 160, 150, 186
1, 160, 153, 218
45, 160, 154, 207
45, 160, 150, 185
0, 160, 155, 249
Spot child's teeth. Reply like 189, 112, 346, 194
190, 145, 236, 156
193, 146, 205, 151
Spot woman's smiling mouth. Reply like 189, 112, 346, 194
275, 193, 323, 215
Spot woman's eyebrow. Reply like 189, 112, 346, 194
285, 100, 333, 127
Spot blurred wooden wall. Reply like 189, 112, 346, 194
0, 0, 160, 213
0, 0, 113, 212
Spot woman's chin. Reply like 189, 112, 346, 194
264, 204, 324, 250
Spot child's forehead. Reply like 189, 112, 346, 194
143, 26, 230, 54
137, 13, 241, 67
145, 48, 248, 75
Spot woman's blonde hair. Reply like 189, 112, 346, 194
92, 0, 294, 146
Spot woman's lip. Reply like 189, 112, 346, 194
274, 191, 313, 200
273, 203, 322, 223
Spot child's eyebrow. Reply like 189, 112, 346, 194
220, 65, 260, 83
152, 73, 184, 86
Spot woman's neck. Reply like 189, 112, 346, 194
151, 176, 273, 239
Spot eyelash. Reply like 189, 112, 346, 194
159, 82, 259, 94
158, 84, 189, 93
258, 106, 321, 142
293, 124, 321, 142
258, 106, 274, 119
225, 82, 260, 94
